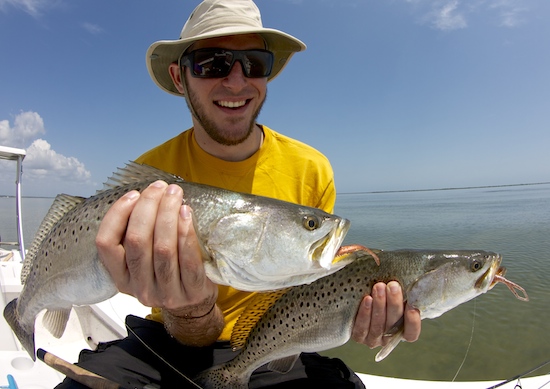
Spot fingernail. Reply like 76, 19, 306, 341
151, 180, 168, 189
180, 204, 191, 219
124, 190, 139, 200
166, 184, 181, 195
363, 296, 373, 309
389, 283, 400, 296
373, 283, 385, 298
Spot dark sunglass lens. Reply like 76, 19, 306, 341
243, 51, 273, 77
192, 49, 232, 77
184, 49, 273, 78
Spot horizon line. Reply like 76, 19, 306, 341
339, 181, 550, 195
1, 181, 549, 198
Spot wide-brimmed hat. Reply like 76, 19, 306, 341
146, 0, 306, 96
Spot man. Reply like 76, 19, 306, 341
57, 1, 420, 387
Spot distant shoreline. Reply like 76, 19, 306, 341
1, 181, 549, 198
0, 195, 55, 199
339, 181, 550, 195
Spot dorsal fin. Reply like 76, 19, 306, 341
98, 161, 183, 193
231, 289, 289, 350
21, 194, 85, 284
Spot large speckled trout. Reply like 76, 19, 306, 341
194, 249, 528, 388
3, 162, 352, 360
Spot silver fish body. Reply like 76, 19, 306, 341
194, 249, 505, 388
3, 162, 351, 359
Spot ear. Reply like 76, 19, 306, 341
168, 63, 185, 95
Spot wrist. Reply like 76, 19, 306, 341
162, 301, 224, 347
166, 301, 217, 320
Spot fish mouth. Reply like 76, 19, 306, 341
310, 218, 350, 269
475, 254, 502, 290
491, 266, 507, 288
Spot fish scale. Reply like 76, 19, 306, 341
193, 249, 512, 388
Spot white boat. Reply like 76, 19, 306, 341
1, 145, 548, 388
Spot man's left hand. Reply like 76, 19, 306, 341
351, 281, 421, 348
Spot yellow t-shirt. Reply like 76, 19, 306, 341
135, 125, 336, 341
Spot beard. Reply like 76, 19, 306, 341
184, 75, 266, 146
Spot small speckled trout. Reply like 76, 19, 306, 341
193, 249, 528, 388
3, 162, 352, 360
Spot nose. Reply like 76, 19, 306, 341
222, 61, 248, 90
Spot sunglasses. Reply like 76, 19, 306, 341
180, 48, 274, 78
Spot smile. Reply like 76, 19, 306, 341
216, 100, 248, 108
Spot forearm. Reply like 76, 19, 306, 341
162, 302, 225, 347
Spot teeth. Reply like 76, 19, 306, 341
217, 100, 246, 108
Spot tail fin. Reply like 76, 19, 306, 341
3, 298, 36, 360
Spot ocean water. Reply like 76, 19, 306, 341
1, 185, 549, 381
324, 185, 550, 381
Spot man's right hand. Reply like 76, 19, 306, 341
95, 181, 223, 345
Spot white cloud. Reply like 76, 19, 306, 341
0, 111, 45, 147
0, 111, 92, 191
82, 22, 103, 35
25, 139, 91, 182
0, 0, 49, 17
405, 0, 531, 31
488, 0, 527, 27
429, 0, 467, 31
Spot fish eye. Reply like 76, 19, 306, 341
471, 259, 483, 272
303, 215, 321, 231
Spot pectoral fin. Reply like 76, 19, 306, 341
42, 308, 71, 338
375, 323, 404, 362
268, 355, 300, 374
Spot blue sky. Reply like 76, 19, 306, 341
1, 0, 549, 197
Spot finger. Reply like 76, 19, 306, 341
177, 205, 216, 310
351, 295, 373, 344
96, 190, 140, 293
124, 181, 168, 300
402, 304, 421, 342
364, 282, 387, 348
385, 281, 405, 331
152, 184, 185, 303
